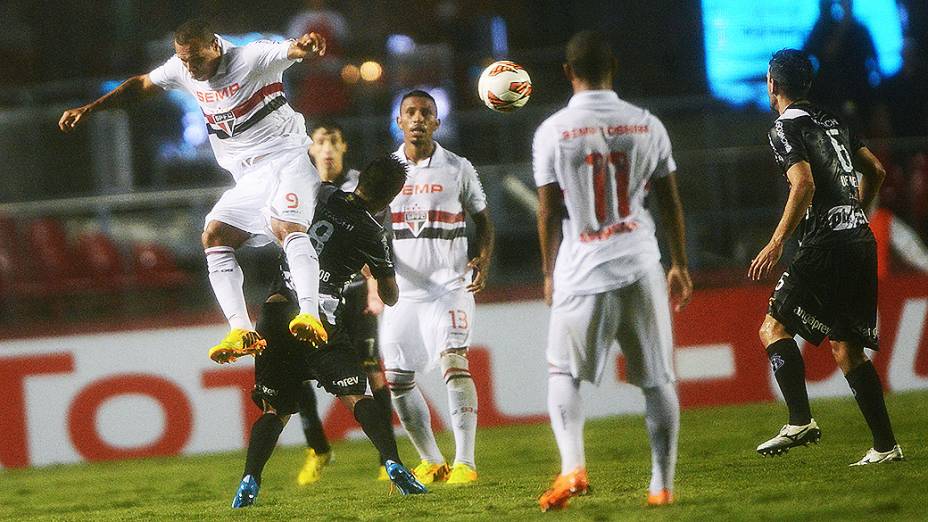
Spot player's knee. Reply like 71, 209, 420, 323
385, 369, 416, 398
831, 341, 866, 370
759, 316, 787, 346
440, 351, 468, 372
273, 220, 308, 242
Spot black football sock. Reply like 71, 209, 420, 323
372, 386, 394, 466
298, 386, 331, 454
766, 338, 812, 425
243, 413, 286, 485
354, 397, 401, 465
845, 360, 897, 452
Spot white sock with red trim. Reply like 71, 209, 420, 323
205, 246, 251, 330
548, 369, 585, 475
283, 231, 319, 316
643, 382, 679, 494
441, 352, 477, 468
386, 369, 445, 464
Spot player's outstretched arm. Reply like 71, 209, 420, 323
467, 209, 495, 294
536, 183, 563, 306
288, 33, 326, 60
749, 161, 815, 281
854, 146, 886, 211
58, 74, 161, 133
652, 173, 693, 311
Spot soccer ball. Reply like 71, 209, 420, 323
477, 61, 532, 112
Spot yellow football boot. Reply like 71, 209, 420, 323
288, 313, 328, 347
208, 329, 266, 364
445, 462, 478, 485
377, 465, 390, 481
411, 460, 450, 485
296, 448, 332, 486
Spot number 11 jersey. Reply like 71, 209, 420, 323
532, 90, 677, 296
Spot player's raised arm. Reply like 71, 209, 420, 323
536, 183, 563, 306
854, 146, 886, 211
466, 209, 495, 293
749, 161, 815, 281
652, 173, 693, 311
58, 74, 161, 133
288, 32, 327, 60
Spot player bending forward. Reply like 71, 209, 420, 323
533, 31, 692, 511
229, 156, 425, 508
59, 19, 329, 360
381, 90, 495, 486
750, 49, 903, 465
295, 121, 394, 484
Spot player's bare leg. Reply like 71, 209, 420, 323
756, 314, 820, 456
386, 368, 449, 484
203, 221, 267, 363
441, 349, 479, 484
831, 340, 904, 465
271, 218, 326, 347
539, 365, 588, 511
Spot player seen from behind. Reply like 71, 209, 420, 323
228, 156, 426, 508
533, 30, 692, 511
750, 49, 903, 465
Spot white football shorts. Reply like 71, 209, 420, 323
204, 149, 321, 247
547, 262, 675, 387
380, 289, 475, 372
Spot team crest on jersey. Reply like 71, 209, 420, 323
212, 110, 236, 135
403, 205, 428, 236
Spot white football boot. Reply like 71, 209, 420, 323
850, 444, 905, 466
756, 419, 822, 456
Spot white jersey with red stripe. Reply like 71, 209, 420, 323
149, 36, 311, 179
533, 90, 677, 296
389, 143, 487, 301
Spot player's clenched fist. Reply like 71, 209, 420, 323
290, 32, 326, 58
59, 105, 92, 133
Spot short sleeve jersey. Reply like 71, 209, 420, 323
148, 36, 310, 178
389, 143, 488, 300
271, 186, 393, 324
767, 102, 873, 248
532, 90, 676, 296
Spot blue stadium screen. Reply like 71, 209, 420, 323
702, 0, 904, 108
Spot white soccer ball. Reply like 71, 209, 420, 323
477, 61, 532, 112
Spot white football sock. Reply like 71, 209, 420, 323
283, 232, 319, 316
548, 368, 585, 475
205, 246, 251, 330
386, 369, 445, 464
441, 352, 478, 468
643, 383, 680, 494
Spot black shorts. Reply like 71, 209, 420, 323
251, 301, 368, 415
768, 240, 879, 349
341, 279, 381, 372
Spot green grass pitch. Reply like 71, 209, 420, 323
2, 390, 924, 521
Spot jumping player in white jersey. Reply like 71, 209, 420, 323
533, 31, 693, 511
381, 90, 495, 486
59, 19, 330, 359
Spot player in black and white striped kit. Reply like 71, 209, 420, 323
750, 49, 903, 465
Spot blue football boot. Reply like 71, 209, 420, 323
385, 460, 428, 495
231, 474, 259, 508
